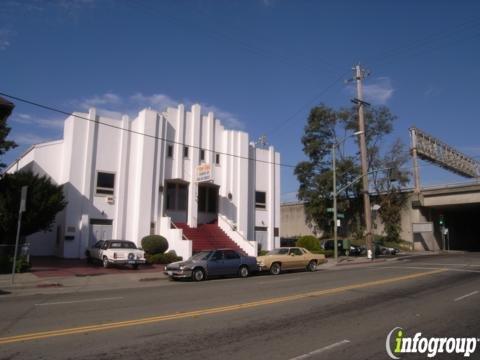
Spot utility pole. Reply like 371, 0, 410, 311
332, 144, 338, 261
353, 64, 373, 260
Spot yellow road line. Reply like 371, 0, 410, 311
0, 268, 446, 345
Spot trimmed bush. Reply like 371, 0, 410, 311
146, 250, 182, 264
141, 235, 168, 255
296, 235, 321, 252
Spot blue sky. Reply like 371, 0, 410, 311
1, 0, 480, 201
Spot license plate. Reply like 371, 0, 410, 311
167, 271, 173, 275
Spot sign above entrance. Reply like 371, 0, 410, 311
196, 163, 214, 183
412, 222, 433, 233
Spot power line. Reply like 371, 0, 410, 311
0, 91, 298, 168
267, 70, 350, 138
127, 0, 337, 74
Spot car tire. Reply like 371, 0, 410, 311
102, 257, 109, 269
86, 252, 92, 264
307, 260, 317, 272
192, 268, 205, 282
238, 265, 249, 278
270, 262, 281, 275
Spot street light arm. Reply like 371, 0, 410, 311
335, 166, 393, 196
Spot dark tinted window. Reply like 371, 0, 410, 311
109, 241, 137, 249
224, 250, 240, 260
255, 191, 266, 209
96, 172, 115, 195
94, 241, 104, 249
166, 183, 176, 210
211, 251, 223, 261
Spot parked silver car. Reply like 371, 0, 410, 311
165, 249, 257, 281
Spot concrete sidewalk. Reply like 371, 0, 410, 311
0, 252, 438, 297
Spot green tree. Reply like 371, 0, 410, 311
0, 97, 17, 169
0, 171, 67, 244
295, 104, 409, 241
371, 139, 410, 242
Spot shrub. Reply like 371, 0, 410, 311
0, 255, 31, 274
141, 235, 168, 254
296, 235, 321, 252
146, 250, 182, 264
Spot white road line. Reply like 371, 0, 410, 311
454, 291, 479, 302
35, 297, 123, 306
288, 340, 350, 360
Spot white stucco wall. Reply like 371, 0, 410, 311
6, 104, 281, 258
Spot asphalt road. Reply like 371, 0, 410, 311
0, 253, 479, 360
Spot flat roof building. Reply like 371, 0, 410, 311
6, 104, 280, 259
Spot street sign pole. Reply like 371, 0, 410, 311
11, 186, 27, 285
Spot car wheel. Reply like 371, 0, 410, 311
270, 262, 281, 275
86, 252, 92, 264
102, 257, 109, 269
307, 260, 317, 272
238, 265, 249, 278
192, 268, 205, 281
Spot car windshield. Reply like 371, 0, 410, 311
267, 248, 289, 255
109, 241, 137, 249
190, 251, 213, 261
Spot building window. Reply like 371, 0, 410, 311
167, 145, 173, 158
215, 153, 220, 165
166, 183, 188, 211
255, 191, 266, 209
177, 184, 188, 211
183, 146, 189, 158
166, 183, 176, 210
96, 172, 115, 195
200, 149, 205, 162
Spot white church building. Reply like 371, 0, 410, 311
6, 104, 280, 259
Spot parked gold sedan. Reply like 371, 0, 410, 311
257, 247, 326, 275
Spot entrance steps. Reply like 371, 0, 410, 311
174, 222, 246, 255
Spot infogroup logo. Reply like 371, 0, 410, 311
386, 327, 479, 359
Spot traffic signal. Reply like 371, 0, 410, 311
439, 214, 444, 226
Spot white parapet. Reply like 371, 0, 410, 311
218, 215, 257, 257
159, 217, 192, 260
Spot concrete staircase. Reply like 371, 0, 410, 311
174, 222, 245, 255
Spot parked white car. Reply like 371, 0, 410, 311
86, 240, 146, 269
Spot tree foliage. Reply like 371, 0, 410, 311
0, 171, 67, 244
0, 101, 17, 169
295, 104, 409, 241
